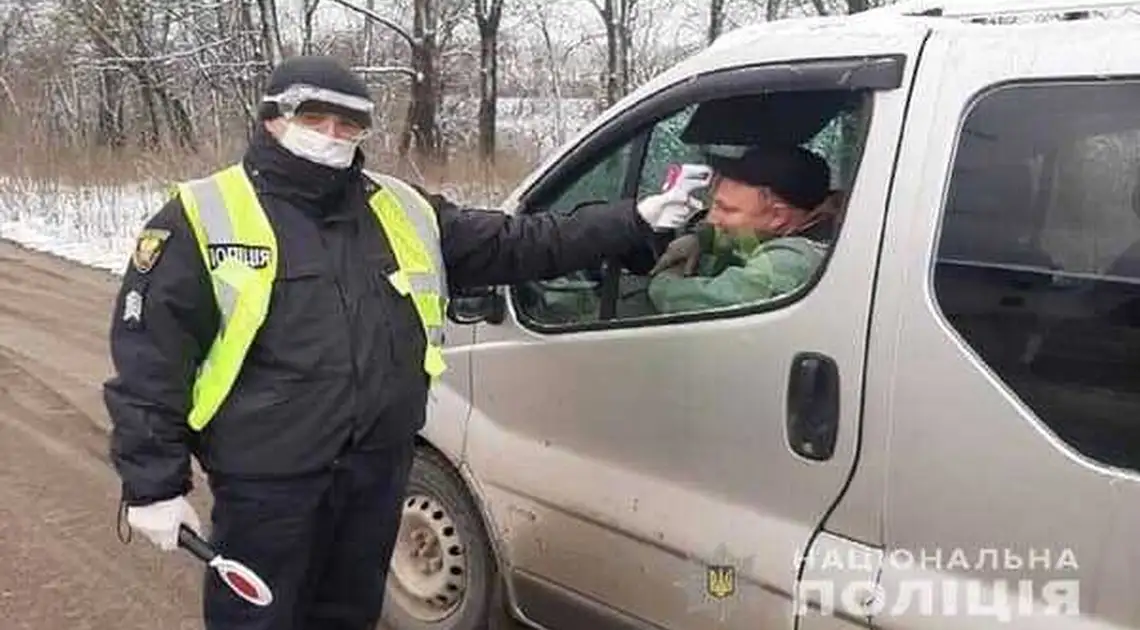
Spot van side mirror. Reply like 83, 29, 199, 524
447, 286, 505, 325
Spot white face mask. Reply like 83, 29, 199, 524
278, 122, 360, 169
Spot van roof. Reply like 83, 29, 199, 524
689, 0, 1140, 73
591, 0, 1140, 128
706, 0, 1140, 55
863, 0, 1140, 19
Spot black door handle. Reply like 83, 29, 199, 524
786, 352, 840, 461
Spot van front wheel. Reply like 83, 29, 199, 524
383, 447, 506, 630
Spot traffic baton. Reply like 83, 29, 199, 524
178, 524, 274, 607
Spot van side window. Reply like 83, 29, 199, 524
636, 105, 703, 200
513, 90, 873, 331
546, 143, 636, 215
934, 80, 1140, 473
512, 141, 638, 327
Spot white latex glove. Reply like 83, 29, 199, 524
637, 193, 703, 231
637, 163, 713, 230
127, 495, 201, 552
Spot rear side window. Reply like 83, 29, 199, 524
935, 80, 1140, 474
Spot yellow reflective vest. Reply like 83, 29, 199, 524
174, 163, 449, 432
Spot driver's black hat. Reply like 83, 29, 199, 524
707, 144, 831, 210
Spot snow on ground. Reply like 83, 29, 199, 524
0, 178, 166, 275
0, 219, 137, 273
0, 175, 513, 275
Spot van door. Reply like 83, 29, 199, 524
871, 16, 1140, 629
464, 28, 929, 630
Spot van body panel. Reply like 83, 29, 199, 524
418, 321, 476, 465
870, 20, 1140, 629
460, 26, 931, 629
402, 11, 1140, 630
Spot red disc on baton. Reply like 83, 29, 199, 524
213, 557, 273, 607
226, 571, 258, 598
178, 524, 274, 607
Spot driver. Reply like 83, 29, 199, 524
647, 143, 839, 314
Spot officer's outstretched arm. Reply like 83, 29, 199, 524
103, 198, 218, 506
421, 189, 656, 290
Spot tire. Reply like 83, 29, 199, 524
382, 447, 509, 630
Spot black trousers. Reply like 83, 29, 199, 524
202, 440, 414, 630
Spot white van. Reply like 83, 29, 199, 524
382, 3, 1140, 629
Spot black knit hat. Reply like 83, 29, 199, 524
258, 55, 373, 129
707, 144, 831, 211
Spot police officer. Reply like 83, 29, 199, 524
103, 55, 698, 630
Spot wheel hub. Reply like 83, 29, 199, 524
388, 493, 468, 621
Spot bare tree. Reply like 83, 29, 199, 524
589, 0, 636, 107
708, 0, 726, 43
327, 0, 443, 163
0, 0, 29, 59
52, 0, 292, 151
767, 0, 782, 20
407, 0, 440, 159
301, 0, 321, 54
362, 0, 375, 62
474, 0, 504, 161
9, 0, 910, 183
513, 0, 591, 146
257, 0, 284, 64
773, 0, 884, 17
0, 0, 30, 117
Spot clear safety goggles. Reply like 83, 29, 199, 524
263, 83, 374, 138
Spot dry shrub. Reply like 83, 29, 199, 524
0, 123, 542, 208
0, 111, 562, 277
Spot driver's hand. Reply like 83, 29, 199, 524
650, 233, 702, 276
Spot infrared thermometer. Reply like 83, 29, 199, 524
661, 163, 714, 197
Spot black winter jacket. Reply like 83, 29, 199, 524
104, 127, 656, 505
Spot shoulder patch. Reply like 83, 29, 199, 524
132, 228, 172, 274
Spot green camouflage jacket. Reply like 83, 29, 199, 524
648, 224, 828, 314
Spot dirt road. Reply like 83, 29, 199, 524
0, 240, 213, 629
0, 239, 526, 630
0, 235, 518, 630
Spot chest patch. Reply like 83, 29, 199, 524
208, 244, 273, 270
